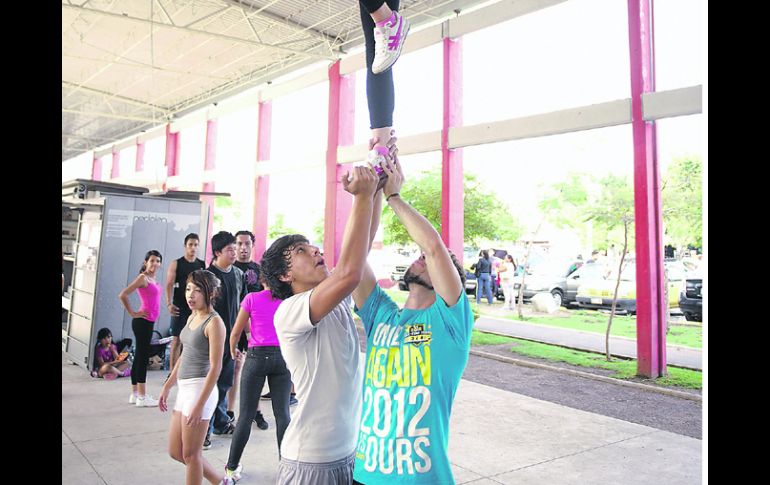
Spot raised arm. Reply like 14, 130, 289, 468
308, 165, 379, 323
165, 259, 180, 316
380, 155, 463, 305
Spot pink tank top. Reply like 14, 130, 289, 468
136, 277, 161, 322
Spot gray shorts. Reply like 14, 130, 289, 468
276, 453, 354, 485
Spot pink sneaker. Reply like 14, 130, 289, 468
372, 10, 410, 74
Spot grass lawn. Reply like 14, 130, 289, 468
471, 329, 702, 390
472, 301, 702, 349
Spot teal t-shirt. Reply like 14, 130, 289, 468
353, 285, 473, 484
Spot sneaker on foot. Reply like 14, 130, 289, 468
260, 392, 271, 400
222, 463, 243, 484
254, 411, 269, 430
129, 393, 138, 404
367, 146, 390, 191
226, 410, 235, 423
213, 421, 236, 435
289, 395, 299, 406
135, 395, 159, 407
372, 10, 410, 74
203, 433, 212, 450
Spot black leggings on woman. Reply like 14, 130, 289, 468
359, 0, 400, 129
131, 318, 154, 385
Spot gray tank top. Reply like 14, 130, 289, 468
177, 312, 218, 380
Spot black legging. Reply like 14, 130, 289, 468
131, 318, 154, 384
359, 0, 400, 129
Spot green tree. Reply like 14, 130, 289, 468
381, 169, 524, 246
585, 174, 634, 362
662, 156, 702, 251
269, 213, 299, 239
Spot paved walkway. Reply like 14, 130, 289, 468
474, 315, 702, 370
62, 354, 701, 484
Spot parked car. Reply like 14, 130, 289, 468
678, 271, 702, 322
576, 260, 686, 314
511, 260, 579, 307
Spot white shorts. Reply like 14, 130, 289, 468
173, 377, 218, 419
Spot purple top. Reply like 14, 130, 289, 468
241, 290, 282, 347
136, 277, 161, 322
96, 344, 117, 365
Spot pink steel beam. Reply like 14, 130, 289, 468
628, 0, 666, 378
92, 153, 103, 181
442, 37, 465, 263
253, 101, 272, 263
135, 140, 145, 172
323, 61, 355, 268
202, 181, 216, 266
164, 124, 180, 190
111, 147, 120, 179
202, 120, 218, 265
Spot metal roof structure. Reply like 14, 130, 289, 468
62, 0, 489, 161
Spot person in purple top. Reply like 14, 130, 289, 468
119, 249, 163, 407
221, 278, 292, 485
93, 327, 131, 379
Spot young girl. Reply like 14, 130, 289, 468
93, 328, 131, 380
118, 250, 163, 407
222, 279, 291, 484
159, 269, 226, 485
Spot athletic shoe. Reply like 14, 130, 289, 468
254, 411, 268, 430
372, 10, 410, 74
222, 463, 243, 484
260, 392, 271, 400
213, 422, 236, 435
289, 395, 299, 406
203, 433, 212, 450
129, 393, 137, 404
135, 395, 159, 407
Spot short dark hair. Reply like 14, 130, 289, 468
211, 231, 236, 257
260, 234, 309, 300
97, 327, 112, 341
184, 233, 199, 245
186, 269, 221, 308
235, 230, 255, 243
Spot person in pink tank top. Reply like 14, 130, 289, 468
119, 250, 163, 407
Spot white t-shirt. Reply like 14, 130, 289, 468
273, 289, 363, 463
500, 261, 516, 283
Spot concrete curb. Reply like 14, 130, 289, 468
469, 348, 702, 402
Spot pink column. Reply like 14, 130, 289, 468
202, 120, 218, 265
202, 182, 216, 266
92, 153, 103, 181
628, 0, 666, 378
253, 101, 272, 262
164, 124, 180, 190
135, 140, 145, 172
442, 37, 465, 262
110, 147, 120, 179
323, 62, 355, 268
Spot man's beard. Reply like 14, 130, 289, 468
403, 268, 434, 291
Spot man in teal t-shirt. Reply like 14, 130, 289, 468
351, 149, 472, 485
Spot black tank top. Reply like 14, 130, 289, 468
173, 257, 206, 306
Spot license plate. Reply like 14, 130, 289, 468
591, 298, 603, 305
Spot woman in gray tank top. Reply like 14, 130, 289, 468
159, 270, 226, 485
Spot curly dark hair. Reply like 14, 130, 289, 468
260, 234, 309, 300
186, 269, 221, 308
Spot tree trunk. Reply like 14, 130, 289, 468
606, 221, 629, 361
518, 218, 545, 319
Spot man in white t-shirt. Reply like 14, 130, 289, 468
260, 165, 379, 484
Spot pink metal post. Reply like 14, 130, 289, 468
164, 124, 180, 190
442, 37, 465, 262
110, 148, 120, 179
202, 181, 216, 266
628, 0, 666, 378
202, 120, 218, 265
253, 101, 272, 262
135, 140, 145, 172
323, 61, 355, 268
92, 153, 103, 181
